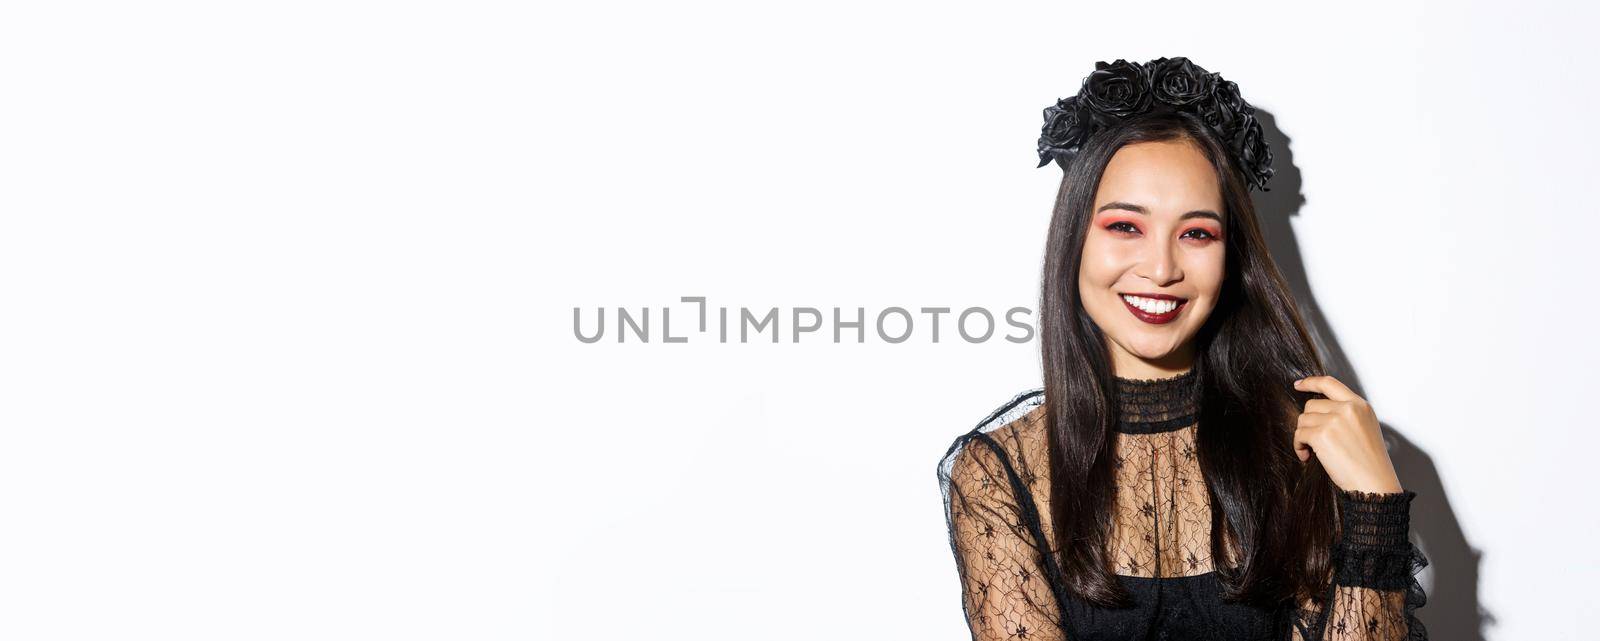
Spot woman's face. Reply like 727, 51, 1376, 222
1077, 139, 1227, 377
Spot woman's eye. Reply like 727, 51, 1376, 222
1183, 228, 1218, 241
1108, 221, 1138, 234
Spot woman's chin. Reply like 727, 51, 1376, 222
1114, 338, 1185, 362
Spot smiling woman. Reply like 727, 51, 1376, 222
1081, 141, 1227, 351
937, 57, 1428, 641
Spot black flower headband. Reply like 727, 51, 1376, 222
1036, 57, 1275, 192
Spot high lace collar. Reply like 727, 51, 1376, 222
1112, 368, 1200, 434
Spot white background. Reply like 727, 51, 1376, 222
2, 1, 1594, 639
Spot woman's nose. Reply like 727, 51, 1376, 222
1139, 238, 1182, 285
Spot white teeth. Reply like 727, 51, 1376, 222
1121, 294, 1180, 314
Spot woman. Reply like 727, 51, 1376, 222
936, 58, 1429, 641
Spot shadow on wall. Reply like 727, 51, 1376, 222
1250, 109, 1493, 641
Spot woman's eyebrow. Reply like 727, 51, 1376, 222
1097, 201, 1221, 222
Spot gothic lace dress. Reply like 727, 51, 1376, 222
936, 370, 1428, 641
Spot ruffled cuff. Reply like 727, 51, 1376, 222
1332, 488, 1417, 589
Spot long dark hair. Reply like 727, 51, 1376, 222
1039, 109, 1337, 608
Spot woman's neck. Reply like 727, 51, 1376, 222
1109, 343, 1196, 381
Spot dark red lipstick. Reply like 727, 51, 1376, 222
1119, 292, 1188, 325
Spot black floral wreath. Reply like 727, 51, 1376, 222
1036, 57, 1275, 192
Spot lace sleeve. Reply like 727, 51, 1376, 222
1291, 489, 1429, 641
939, 432, 1066, 641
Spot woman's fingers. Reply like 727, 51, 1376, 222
1292, 412, 1328, 463
1290, 375, 1402, 493
1301, 397, 1338, 415
1293, 375, 1359, 402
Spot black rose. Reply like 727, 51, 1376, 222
1233, 113, 1274, 191
1196, 76, 1247, 139
1037, 96, 1090, 168
1079, 59, 1152, 122
1147, 57, 1214, 107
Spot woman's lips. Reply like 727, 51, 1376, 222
1121, 294, 1186, 325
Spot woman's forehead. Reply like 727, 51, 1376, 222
1095, 141, 1224, 217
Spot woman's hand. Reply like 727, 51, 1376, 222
1291, 375, 1404, 494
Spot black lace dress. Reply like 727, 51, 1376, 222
936, 370, 1428, 640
